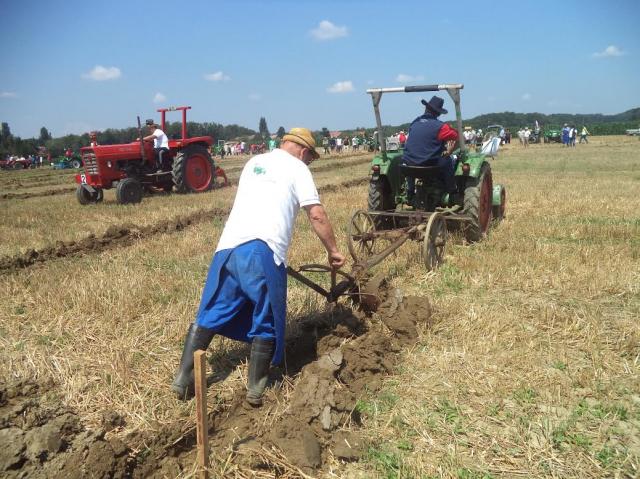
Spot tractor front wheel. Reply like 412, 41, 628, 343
172, 145, 214, 193
463, 163, 493, 242
116, 178, 143, 204
71, 159, 82, 169
76, 186, 104, 205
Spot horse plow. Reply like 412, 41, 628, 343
286, 206, 451, 312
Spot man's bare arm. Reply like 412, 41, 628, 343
304, 204, 346, 269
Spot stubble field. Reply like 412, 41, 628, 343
0, 137, 638, 478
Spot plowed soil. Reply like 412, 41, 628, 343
0, 208, 229, 273
0, 289, 433, 477
0, 177, 368, 274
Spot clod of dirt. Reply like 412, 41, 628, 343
101, 411, 125, 432
0, 380, 131, 478
331, 431, 364, 461
0, 427, 25, 470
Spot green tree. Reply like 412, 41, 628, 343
1, 122, 11, 142
39, 127, 51, 143
321, 127, 330, 138
258, 117, 269, 139
276, 126, 286, 138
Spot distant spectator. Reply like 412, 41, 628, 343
561, 124, 570, 147
570, 125, 577, 147
268, 138, 276, 152
322, 136, 330, 155
352, 135, 359, 151
579, 125, 590, 144
517, 128, 525, 145
336, 136, 343, 154
523, 127, 530, 147
505, 128, 511, 144
398, 130, 407, 147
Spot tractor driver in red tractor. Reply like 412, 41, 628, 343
142, 119, 169, 172
402, 96, 459, 204
171, 127, 346, 407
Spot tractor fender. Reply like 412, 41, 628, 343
492, 184, 505, 206
81, 183, 97, 194
455, 153, 485, 178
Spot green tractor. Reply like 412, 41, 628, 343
349, 84, 506, 271
543, 128, 562, 143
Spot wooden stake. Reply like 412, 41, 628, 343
194, 349, 209, 479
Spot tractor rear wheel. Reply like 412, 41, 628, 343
463, 162, 493, 242
172, 145, 214, 193
368, 177, 395, 229
116, 178, 143, 204
76, 185, 103, 205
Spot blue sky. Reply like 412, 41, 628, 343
1, 0, 638, 138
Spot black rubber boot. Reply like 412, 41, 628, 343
171, 323, 216, 400
245, 338, 275, 407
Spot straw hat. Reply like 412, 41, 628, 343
282, 127, 319, 159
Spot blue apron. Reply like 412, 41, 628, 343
195, 240, 287, 364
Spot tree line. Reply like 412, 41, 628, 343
2, 108, 638, 158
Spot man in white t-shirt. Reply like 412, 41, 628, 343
143, 119, 169, 171
172, 127, 346, 405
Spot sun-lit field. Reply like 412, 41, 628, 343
1, 137, 638, 478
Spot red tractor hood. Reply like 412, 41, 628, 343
81, 142, 144, 161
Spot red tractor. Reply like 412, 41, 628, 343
75, 106, 228, 205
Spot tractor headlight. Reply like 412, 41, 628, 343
107, 161, 112, 168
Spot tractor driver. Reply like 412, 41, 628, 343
171, 127, 346, 406
143, 119, 169, 172
402, 96, 459, 203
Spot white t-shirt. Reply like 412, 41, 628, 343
216, 148, 321, 265
152, 129, 169, 149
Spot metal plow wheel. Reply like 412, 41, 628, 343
348, 210, 381, 263
422, 212, 447, 271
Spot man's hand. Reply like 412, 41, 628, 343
328, 250, 346, 269
445, 140, 457, 156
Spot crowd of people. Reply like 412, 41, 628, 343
1, 153, 46, 168
561, 124, 590, 146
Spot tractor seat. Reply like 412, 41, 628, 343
400, 164, 440, 179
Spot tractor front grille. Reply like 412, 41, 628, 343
82, 151, 99, 175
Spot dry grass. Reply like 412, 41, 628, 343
1, 136, 638, 478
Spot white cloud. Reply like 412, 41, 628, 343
327, 80, 354, 93
204, 71, 230, 81
593, 45, 624, 58
522, 93, 532, 101
310, 20, 348, 41
82, 65, 121, 81
0, 91, 17, 98
248, 93, 261, 101
396, 73, 424, 83
153, 92, 166, 103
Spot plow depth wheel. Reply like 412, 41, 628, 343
348, 210, 376, 263
422, 213, 447, 271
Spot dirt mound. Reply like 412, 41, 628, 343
131, 289, 432, 476
0, 380, 132, 478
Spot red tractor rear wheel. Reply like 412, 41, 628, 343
172, 145, 214, 193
